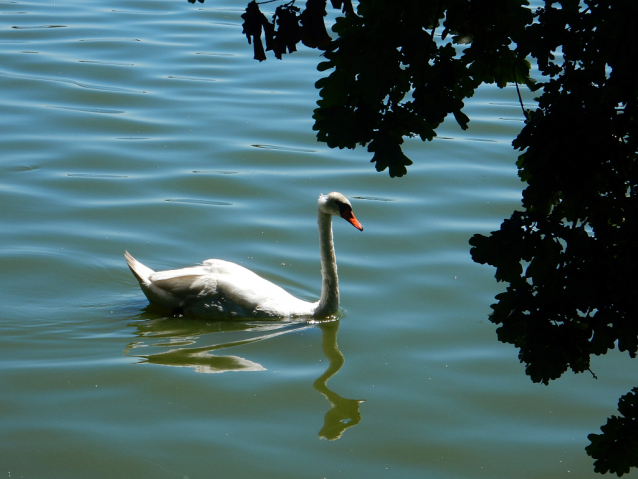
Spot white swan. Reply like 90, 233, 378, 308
125, 192, 363, 319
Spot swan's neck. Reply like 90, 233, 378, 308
315, 211, 339, 316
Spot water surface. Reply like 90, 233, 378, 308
0, 1, 634, 478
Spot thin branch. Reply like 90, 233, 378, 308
513, 58, 528, 120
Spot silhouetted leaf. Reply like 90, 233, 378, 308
300, 0, 331, 48
330, 0, 354, 16
241, 1, 272, 61
368, 134, 412, 178
452, 110, 470, 130
587, 388, 638, 476
270, 4, 301, 59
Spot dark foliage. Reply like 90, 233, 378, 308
240, 0, 535, 177
587, 388, 638, 476
470, 0, 638, 385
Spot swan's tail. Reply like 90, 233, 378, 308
124, 251, 155, 285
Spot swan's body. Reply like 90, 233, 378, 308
125, 192, 363, 319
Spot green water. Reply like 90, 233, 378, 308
0, 1, 634, 478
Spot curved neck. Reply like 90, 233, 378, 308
315, 211, 339, 316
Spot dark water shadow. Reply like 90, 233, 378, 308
124, 311, 364, 440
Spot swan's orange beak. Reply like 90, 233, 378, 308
342, 210, 363, 231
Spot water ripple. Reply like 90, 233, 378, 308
0, 70, 146, 94
252, 144, 317, 153
78, 38, 141, 43
165, 198, 233, 206
11, 24, 66, 29
47, 106, 125, 115
352, 196, 395, 202
195, 52, 235, 57
192, 170, 240, 175
78, 60, 135, 66
67, 173, 128, 179
167, 75, 217, 83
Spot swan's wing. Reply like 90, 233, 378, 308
146, 261, 277, 305
201, 260, 317, 316
151, 271, 208, 297
143, 259, 314, 317
131, 266, 208, 311
201, 259, 298, 305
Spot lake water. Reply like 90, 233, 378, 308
1, 1, 635, 478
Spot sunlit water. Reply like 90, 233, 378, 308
0, 1, 635, 478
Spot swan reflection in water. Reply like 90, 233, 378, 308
125, 315, 364, 440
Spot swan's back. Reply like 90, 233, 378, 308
125, 252, 316, 319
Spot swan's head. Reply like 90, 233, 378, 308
318, 192, 363, 231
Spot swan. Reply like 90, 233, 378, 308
125, 192, 363, 319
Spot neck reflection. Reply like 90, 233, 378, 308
313, 320, 365, 441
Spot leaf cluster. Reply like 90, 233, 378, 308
313, 0, 535, 176
241, 0, 346, 61
240, 0, 534, 177
587, 388, 638, 476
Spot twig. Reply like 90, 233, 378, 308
513, 58, 528, 120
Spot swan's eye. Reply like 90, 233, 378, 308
337, 201, 351, 216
